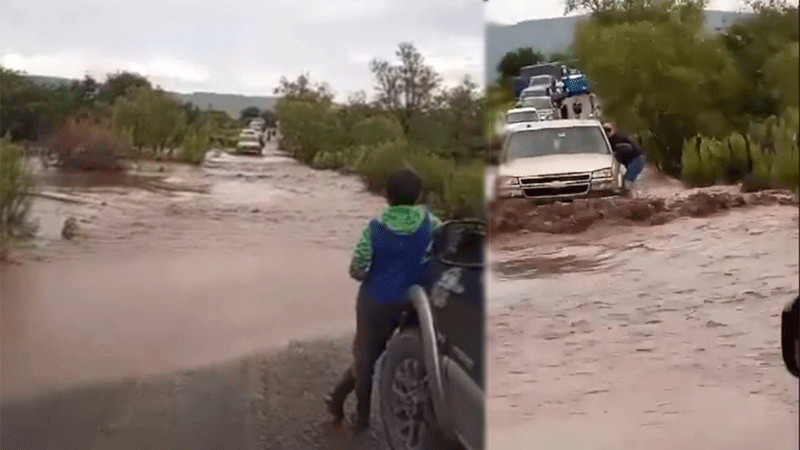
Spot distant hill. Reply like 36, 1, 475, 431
486, 10, 754, 83
26, 74, 75, 88
23, 74, 278, 118
171, 92, 279, 119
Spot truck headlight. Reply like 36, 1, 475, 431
592, 168, 613, 179
497, 176, 520, 187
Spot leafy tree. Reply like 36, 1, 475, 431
547, 50, 573, 63
273, 72, 334, 105
181, 102, 203, 126
260, 109, 278, 127
240, 106, 262, 121
98, 71, 151, 104
0, 67, 81, 140
763, 42, 799, 109
564, 0, 707, 16
744, 0, 796, 13
572, 2, 742, 176
112, 86, 184, 154
722, 6, 799, 121
432, 76, 484, 158
496, 47, 546, 79
370, 42, 442, 133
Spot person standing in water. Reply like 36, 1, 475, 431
603, 122, 646, 191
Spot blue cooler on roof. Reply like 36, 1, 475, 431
563, 73, 590, 96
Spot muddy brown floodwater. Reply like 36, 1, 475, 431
1, 143, 384, 449
486, 166, 799, 449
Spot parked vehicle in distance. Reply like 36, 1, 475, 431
495, 119, 624, 202
236, 135, 262, 155
519, 86, 548, 100
249, 118, 266, 132
518, 94, 556, 120
371, 219, 484, 450
499, 107, 540, 142
505, 107, 540, 125
528, 74, 552, 88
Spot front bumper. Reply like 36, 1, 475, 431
236, 146, 262, 154
496, 176, 618, 201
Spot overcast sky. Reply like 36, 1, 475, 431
1, 0, 483, 100
486, 0, 748, 24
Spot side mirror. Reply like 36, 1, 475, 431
432, 220, 485, 269
781, 296, 799, 377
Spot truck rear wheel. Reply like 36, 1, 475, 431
370, 328, 457, 449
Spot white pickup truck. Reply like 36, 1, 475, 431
495, 119, 625, 202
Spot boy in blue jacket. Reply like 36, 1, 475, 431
325, 167, 441, 430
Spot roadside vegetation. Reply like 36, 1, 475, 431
0, 137, 38, 259
0, 68, 239, 169
274, 42, 484, 218
569, 0, 798, 189
0, 67, 247, 251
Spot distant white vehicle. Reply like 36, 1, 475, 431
495, 119, 624, 202
519, 86, 548, 99
236, 135, 262, 155
502, 107, 540, 137
528, 74, 552, 88
518, 95, 556, 120
249, 118, 266, 131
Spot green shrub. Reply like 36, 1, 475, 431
682, 108, 799, 190
407, 152, 452, 199
351, 115, 403, 147
440, 161, 484, 217
357, 141, 410, 191
681, 136, 717, 186
1, 137, 38, 252
275, 99, 346, 164
276, 93, 485, 219
178, 125, 211, 165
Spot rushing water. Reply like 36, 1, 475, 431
487, 188, 799, 448
0, 144, 385, 400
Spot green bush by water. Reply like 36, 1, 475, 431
0, 136, 38, 254
681, 108, 799, 190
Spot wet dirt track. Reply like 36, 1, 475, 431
486, 166, 799, 449
1, 143, 383, 449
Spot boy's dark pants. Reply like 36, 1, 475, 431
328, 291, 410, 423
356, 291, 411, 422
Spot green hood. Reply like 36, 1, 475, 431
379, 205, 429, 234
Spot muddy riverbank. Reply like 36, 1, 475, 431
486, 168, 799, 448
1, 337, 373, 449
1, 142, 383, 448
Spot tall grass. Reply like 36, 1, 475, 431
1, 136, 38, 256
681, 108, 799, 190
178, 125, 212, 165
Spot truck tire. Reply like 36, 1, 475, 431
370, 328, 458, 450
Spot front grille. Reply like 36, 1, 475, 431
523, 184, 589, 197
520, 173, 591, 185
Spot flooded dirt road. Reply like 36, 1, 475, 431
1, 143, 383, 448
486, 167, 799, 449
